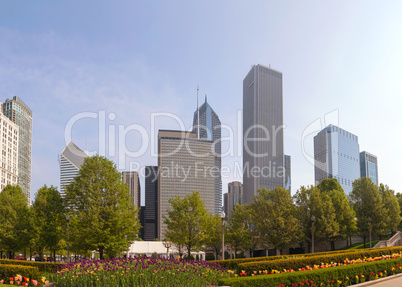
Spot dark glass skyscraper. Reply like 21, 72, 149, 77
243, 64, 285, 204
144, 166, 158, 241
193, 97, 222, 214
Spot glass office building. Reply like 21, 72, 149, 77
3, 97, 32, 201
360, 151, 378, 185
193, 97, 222, 214
314, 124, 360, 194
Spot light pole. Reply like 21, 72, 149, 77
369, 217, 372, 248
163, 240, 172, 259
66, 213, 70, 263
311, 215, 315, 253
220, 210, 225, 260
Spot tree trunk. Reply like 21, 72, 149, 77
99, 247, 104, 260
53, 250, 56, 262
331, 241, 335, 251
363, 235, 366, 248
279, 249, 283, 255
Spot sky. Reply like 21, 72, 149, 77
0, 0, 401, 203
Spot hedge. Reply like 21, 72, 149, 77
0, 259, 62, 273
237, 246, 402, 274
213, 247, 377, 270
0, 264, 40, 282
218, 256, 402, 287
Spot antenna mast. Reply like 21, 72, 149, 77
197, 86, 200, 139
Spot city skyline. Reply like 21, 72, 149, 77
0, 1, 401, 201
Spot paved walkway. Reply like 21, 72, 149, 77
350, 273, 402, 287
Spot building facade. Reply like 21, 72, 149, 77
158, 130, 215, 239
2, 96, 32, 201
144, 166, 158, 241
122, 171, 141, 209
360, 151, 378, 185
193, 96, 222, 214
314, 124, 360, 194
224, 181, 243, 219
60, 141, 89, 196
0, 109, 19, 192
243, 64, 285, 204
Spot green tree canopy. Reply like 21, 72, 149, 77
251, 187, 301, 254
0, 185, 31, 258
226, 203, 257, 258
318, 178, 357, 248
204, 213, 224, 260
163, 191, 209, 258
294, 185, 339, 251
379, 184, 401, 233
349, 177, 386, 239
32, 185, 64, 261
65, 155, 140, 259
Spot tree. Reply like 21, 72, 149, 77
349, 177, 387, 247
65, 155, 140, 259
251, 187, 301, 254
32, 185, 64, 261
294, 185, 339, 252
379, 184, 401, 233
163, 191, 209, 258
0, 185, 31, 259
318, 178, 357, 249
226, 203, 258, 258
204, 214, 223, 260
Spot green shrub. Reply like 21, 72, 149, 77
213, 247, 375, 270
205, 254, 215, 261
0, 259, 62, 273
218, 256, 402, 287
238, 246, 402, 274
0, 264, 40, 282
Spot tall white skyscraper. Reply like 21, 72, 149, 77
193, 96, 222, 214
243, 64, 286, 204
0, 109, 19, 192
60, 141, 88, 196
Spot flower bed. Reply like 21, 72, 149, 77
238, 247, 402, 274
218, 257, 402, 287
46, 257, 232, 287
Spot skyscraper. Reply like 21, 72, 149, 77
284, 155, 291, 193
0, 109, 19, 192
360, 151, 378, 185
314, 124, 360, 194
2, 96, 32, 201
243, 64, 285, 204
224, 181, 243, 219
158, 130, 215, 239
144, 166, 158, 241
193, 96, 222, 214
122, 171, 141, 209
60, 141, 88, 196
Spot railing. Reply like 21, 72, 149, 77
373, 232, 402, 248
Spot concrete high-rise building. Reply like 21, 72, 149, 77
122, 171, 141, 209
0, 110, 19, 191
144, 166, 158, 241
60, 141, 88, 196
243, 64, 285, 204
193, 96, 222, 214
224, 181, 243, 219
360, 151, 378, 185
314, 125, 360, 194
158, 130, 215, 239
2, 96, 32, 201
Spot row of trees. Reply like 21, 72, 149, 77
164, 177, 401, 258
0, 155, 141, 260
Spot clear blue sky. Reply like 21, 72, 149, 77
0, 1, 401, 203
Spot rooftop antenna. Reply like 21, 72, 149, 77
197, 86, 200, 139
269, 63, 271, 68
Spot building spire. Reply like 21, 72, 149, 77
205, 94, 207, 103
